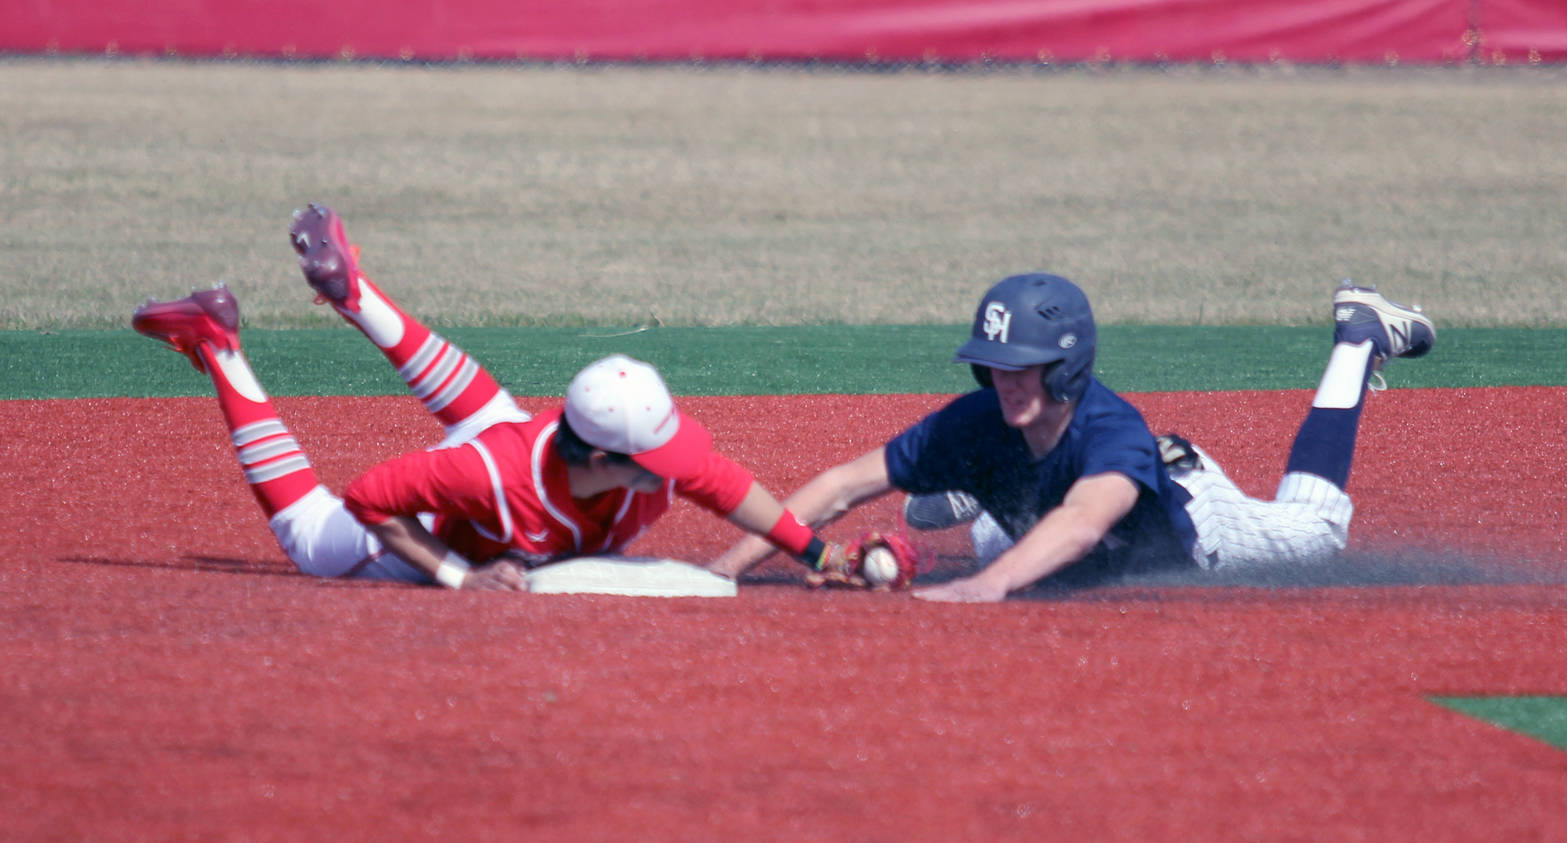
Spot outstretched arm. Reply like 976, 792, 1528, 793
722, 481, 791, 535
913, 472, 1138, 602
708, 447, 895, 579
366, 516, 527, 591
344, 445, 529, 590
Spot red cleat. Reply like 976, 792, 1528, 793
289, 202, 364, 312
132, 283, 241, 373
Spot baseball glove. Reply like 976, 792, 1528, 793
806, 531, 926, 591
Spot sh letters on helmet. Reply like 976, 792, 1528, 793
953, 273, 1097, 403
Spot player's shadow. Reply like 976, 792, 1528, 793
59, 554, 304, 579
1005, 548, 1567, 601
877, 538, 1567, 600
734, 551, 983, 589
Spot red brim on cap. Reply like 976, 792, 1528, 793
629, 411, 713, 481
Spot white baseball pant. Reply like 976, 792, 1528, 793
265, 392, 531, 582
1170, 445, 1352, 569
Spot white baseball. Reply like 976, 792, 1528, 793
861, 546, 899, 586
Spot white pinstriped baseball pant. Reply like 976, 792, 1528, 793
1169, 446, 1352, 569
969, 446, 1353, 570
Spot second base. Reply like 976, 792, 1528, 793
523, 556, 737, 598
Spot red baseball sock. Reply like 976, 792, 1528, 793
198, 345, 319, 518
330, 276, 503, 430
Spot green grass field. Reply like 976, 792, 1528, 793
3, 58, 1565, 331
1432, 697, 1567, 752
5, 325, 1565, 399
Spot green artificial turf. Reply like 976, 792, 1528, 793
3, 325, 1563, 400
1431, 696, 1567, 752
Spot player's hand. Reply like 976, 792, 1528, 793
701, 559, 742, 582
912, 574, 1008, 603
461, 560, 527, 591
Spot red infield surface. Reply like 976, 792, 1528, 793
3, 388, 1565, 840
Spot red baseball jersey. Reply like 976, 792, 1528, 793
342, 407, 753, 565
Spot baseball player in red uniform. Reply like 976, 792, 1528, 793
132, 203, 840, 590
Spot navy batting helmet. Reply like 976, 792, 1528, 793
953, 273, 1097, 403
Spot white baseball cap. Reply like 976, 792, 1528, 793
564, 354, 714, 480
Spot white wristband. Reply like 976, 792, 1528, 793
434, 553, 470, 589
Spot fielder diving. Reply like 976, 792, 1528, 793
709, 273, 1435, 601
132, 203, 856, 590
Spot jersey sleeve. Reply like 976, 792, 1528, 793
342, 443, 497, 526
672, 451, 754, 515
1074, 397, 1163, 493
884, 393, 989, 494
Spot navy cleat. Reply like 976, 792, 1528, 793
1332, 282, 1435, 363
289, 202, 364, 312
903, 491, 983, 531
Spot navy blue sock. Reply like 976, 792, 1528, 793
1284, 351, 1376, 488
1284, 406, 1364, 488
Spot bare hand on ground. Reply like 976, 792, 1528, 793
462, 560, 528, 591
912, 575, 1008, 603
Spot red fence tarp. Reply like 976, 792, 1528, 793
1474, 0, 1567, 61
0, 0, 1561, 63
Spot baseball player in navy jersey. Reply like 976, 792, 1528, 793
132, 203, 850, 590
709, 272, 1434, 601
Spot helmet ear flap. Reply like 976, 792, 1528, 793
975, 361, 1078, 401
971, 364, 993, 388
1042, 359, 1090, 404
1040, 360, 1069, 403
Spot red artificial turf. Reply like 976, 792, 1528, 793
3, 388, 1564, 840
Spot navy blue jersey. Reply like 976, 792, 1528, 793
885, 380, 1199, 585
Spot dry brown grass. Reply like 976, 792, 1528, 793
2, 58, 1564, 329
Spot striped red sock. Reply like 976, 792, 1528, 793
333, 277, 503, 430
198, 346, 319, 518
